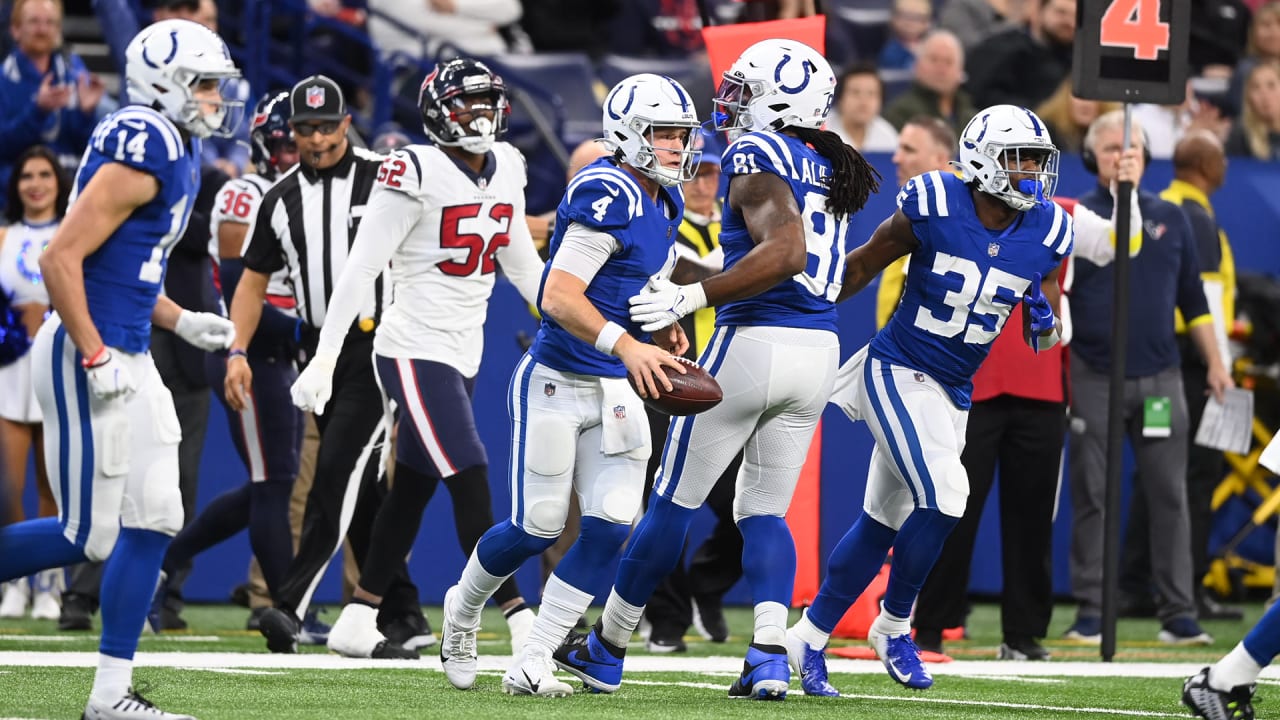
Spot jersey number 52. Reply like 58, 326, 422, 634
914, 252, 1031, 345
437, 203, 513, 276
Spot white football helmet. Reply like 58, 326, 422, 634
713, 38, 835, 142
601, 73, 701, 187
125, 19, 242, 139
956, 104, 1059, 211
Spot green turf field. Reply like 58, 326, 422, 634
0, 602, 1268, 719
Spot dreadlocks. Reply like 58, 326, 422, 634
788, 126, 882, 221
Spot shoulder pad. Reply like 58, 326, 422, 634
375, 147, 428, 196
89, 106, 186, 176
563, 165, 643, 230
897, 170, 958, 221
1035, 197, 1074, 259
722, 132, 802, 180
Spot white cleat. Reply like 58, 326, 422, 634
0, 578, 29, 618
31, 568, 64, 620
327, 604, 418, 659
439, 585, 479, 690
502, 646, 574, 697
506, 606, 535, 655
82, 689, 196, 719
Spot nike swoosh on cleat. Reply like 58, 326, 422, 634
522, 670, 539, 693
889, 665, 912, 683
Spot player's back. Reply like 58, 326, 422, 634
716, 131, 849, 332
872, 170, 1073, 408
76, 105, 200, 354
530, 157, 684, 377
210, 172, 296, 304
371, 141, 529, 375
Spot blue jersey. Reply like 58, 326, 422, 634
870, 171, 1073, 409
716, 131, 851, 332
530, 158, 684, 377
75, 106, 200, 353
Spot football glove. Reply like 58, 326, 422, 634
291, 352, 337, 414
1023, 272, 1056, 354
84, 350, 137, 401
629, 279, 707, 333
175, 310, 236, 352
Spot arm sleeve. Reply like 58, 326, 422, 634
313, 184, 417, 356
549, 222, 621, 285
1066, 192, 1142, 266
495, 209, 546, 305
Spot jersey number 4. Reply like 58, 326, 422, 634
914, 252, 1031, 345
437, 203, 513, 276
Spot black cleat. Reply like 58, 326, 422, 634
1183, 667, 1255, 720
258, 607, 300, 654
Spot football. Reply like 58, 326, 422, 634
631, 357, 723, 416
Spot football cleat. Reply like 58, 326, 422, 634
82, 688, 196, 719
553, 622, 625, 693
439, 585, 479, 690
32, 568, 64, 620
327, 604, 418, 659
0, 578, 29, 618
257, 607, 300, 654
785, 628, 838, 697
728, 642, 790, 700
381, 611, 435, 650
1183, 667, 1255, 720
502, 645, 574, 697
868, 626, 933, 690
297, 609, 330, 646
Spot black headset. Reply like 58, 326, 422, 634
1081, 140, 1152, 175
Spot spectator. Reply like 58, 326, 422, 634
607, 0, 704, 57
878, 0, 933, 72
1226, 61, 1280, 159
1120, 130, 1244, 623
368, 0, 521, 58
1036, 79, 1122, 154
1228, 1, 1280, 116
829, 64, 898, 153
152, 0, 216, 26
520, 0, 620, 57
1065, 111, 1231, 647
0, 0, 104, 210
938, 0, 1029, 50
883, 29, 975, 135
1133, 78, 1233, 159
965, 0, 1076, 111
1191, 0, 1252, 76
0, 145, 66, 621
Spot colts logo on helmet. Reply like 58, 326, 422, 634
773, 54, 814, 95
141, 30, 179, 69
606, 85, 637, 121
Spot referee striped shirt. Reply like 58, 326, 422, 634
241, 145, 388, 331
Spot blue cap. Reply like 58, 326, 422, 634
694, 129, 725, 167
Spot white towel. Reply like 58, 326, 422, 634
599, 377, 649, 455
829, 346, 866, 422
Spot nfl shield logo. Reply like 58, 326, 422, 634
613, 404, 627, 420
988, 243, 999, 257
306, 86, 326, 109
544, 382, 556, 397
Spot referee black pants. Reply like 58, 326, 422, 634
274, 336, 419, 620
914, 395, 1065, 640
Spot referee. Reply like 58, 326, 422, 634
224, 75, 423, 655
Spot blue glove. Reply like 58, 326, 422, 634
1023, 272, 1055, 353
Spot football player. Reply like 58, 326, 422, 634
432, 72, 699, 696
786, 103, 1073, 694
290, 58, 546, 659
148, 90, 304, 632
0, 19, 239, 719
556, 38, 883, 700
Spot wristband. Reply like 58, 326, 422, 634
1034, 326, 1062, 352
227, 348, 248, 362
82, 346, 108, 369
594, 321, 626, 355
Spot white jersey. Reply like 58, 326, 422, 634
0, 219, 56, 306
315, 141, 544, 377
211, 173, 295, 304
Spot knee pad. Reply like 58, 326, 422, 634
124, 458, 185, 537
930, 456, 969, 518
81, 523, 121, 562
594, 482, 643, 526
522, 497, 569, 538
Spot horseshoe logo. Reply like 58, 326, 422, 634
142, 30, 179, 69
773, 54, 812, 95
606, 84, 637, 120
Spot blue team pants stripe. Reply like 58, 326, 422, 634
863, 356, 922, 506
51, 327, 70, 528
509, 354, 535, 526
73, 354, 94, 549
879, 361, 937, 508
658, 327, 735, 498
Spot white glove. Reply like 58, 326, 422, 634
629, 280, 707, 333
84, 350, 137, 402
291, 352, 337, 414
174, 311, 236, 352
